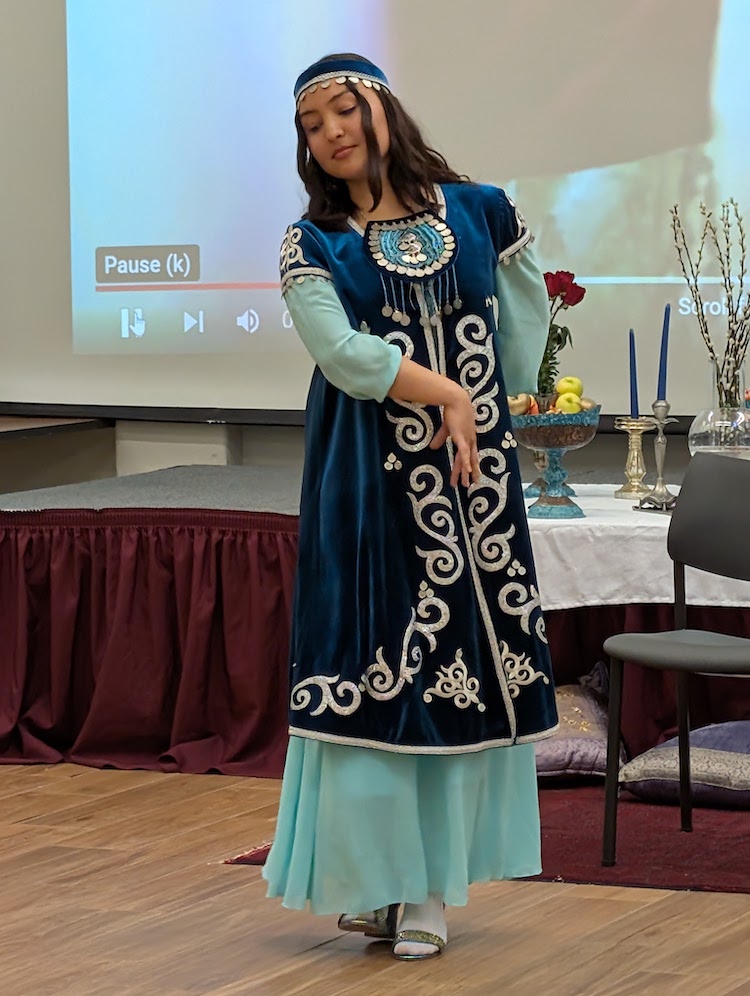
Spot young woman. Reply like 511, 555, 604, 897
263, 53, 558, 961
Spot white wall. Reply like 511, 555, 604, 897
0, 421, 691, 497
0, 428, 116, 493
0, 423, 308, 495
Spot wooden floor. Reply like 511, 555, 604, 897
1, 766, 749, 996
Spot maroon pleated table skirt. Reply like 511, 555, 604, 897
1, 507, 748, 777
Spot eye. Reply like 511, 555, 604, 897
340, 106, 357, 116
306, 123, 321, 135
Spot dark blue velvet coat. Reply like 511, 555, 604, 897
280, 183, 558, 753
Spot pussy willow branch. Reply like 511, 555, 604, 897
721, 201, 750, 379
671, 205, 717, 364
733, 199, 750, 370
674, 200, 750, 393
703, 203, 739, 383
715, 203, 735, 327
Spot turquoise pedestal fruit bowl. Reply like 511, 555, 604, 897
511, 406, 601, 518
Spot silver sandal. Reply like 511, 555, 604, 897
337, 903, 399, 940
391, 928, 446, 961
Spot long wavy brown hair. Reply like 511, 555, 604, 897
295, 53, 468, 230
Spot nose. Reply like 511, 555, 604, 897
324, 115, 344, 142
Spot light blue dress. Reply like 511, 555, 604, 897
263, 242, 549, 914
264, 736, 541, 914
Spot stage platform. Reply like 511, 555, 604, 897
0, 464, 303, 515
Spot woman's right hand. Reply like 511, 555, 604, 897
429, 387, 481, 488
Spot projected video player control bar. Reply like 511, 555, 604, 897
95, 245, 201, 284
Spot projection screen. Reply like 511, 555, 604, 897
1, 0, 745, 416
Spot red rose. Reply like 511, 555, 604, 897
545, 270, 586, 307
544, 270, 576, 300
544, 271, 563, 298
562, 281, 586, 307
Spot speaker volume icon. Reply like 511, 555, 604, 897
237, 310, 260, 334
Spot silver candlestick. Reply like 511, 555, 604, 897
637, 400, 678, 512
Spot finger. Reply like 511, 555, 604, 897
471, 444, 481, 485
456, 442, 471, 489
450, 452, 461, 489
430, 422, 449, 450
464, 447, 473, 488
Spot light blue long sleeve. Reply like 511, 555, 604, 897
494, 247, 549, 398
284, 278, 403, 402
284, 248, 548, 403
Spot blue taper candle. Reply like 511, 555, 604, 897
629, 328, 639, 417
656, 303, 671, 400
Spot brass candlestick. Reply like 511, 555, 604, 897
614, 416, 655, 499
637, 399, 678, 512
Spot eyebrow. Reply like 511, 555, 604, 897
298, 90, 352, 119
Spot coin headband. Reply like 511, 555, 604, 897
294, 57, 390, 106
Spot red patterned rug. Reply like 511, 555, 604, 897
227, 841, 272, 866
226, 784, 750, 893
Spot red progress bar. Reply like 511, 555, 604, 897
95, 281, 281, 292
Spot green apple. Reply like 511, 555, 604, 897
556, 376, 584, 397
556, 392, 583, 414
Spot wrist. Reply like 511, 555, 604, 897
443, 380, 466, 406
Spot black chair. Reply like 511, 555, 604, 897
602, 451, 750, 866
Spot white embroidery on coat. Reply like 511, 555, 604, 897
498, 582, 547, 644
423, 649, 486, 712
290, 674, 362, 717
386, 406, 435, 452
290, 591, 450, 717
500, 641, 550, 698
506, 559, 526, 578
280, 225, 308, 271
507, 194, 528, 239
384, 452, 403, 471
384, 330, 415, 358
360, 594, 450, 701
498, 196, 533, 264
455, 315, 500, 433
282, 268, 333, 295
279, 227, 333, 294
467, 448, 515, 573
385, 331, 435, 452
444, 437, 518, 738
409, 465, 464, 585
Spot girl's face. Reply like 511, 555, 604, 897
298, 81, 390, 183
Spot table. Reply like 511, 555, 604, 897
528, 484, 750, 611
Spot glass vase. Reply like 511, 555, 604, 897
687, 360, 750, 459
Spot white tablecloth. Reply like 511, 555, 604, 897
527, 484, 750, 611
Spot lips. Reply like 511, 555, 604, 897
332, 145, 356, 160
